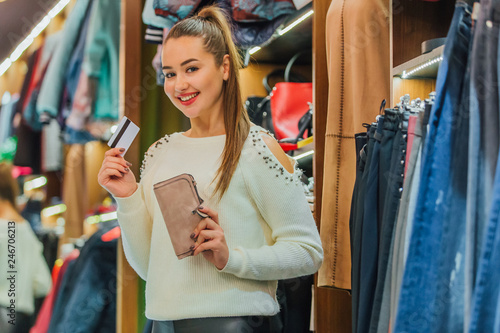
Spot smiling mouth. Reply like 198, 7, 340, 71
178, 92, 199, 102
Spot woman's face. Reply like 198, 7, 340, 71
162, 36, 229, 120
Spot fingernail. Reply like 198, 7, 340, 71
190, 245, 195, 250
119, 148, 125, 152
190, 233, 195, 239
124, 168, 129, 172
198, 206, 204, 210
126, 162, 132, 166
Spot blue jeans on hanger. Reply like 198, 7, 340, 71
468, 0, 500, 331
356, 117, 384, 333
469, 147, 500, 333
466, 0, 500, 329
351, 126, 375, 333
394, 2, 473, 332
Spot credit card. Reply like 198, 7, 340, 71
107, 116, 140, 156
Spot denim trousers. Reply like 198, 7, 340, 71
468, 0, 500, 331
351, 126, 376, 333
466, 0, 500, 330
394, 2, 473, 332
468, 142, 500, 333
370, 112, 408, 333
388, 113, 424, 330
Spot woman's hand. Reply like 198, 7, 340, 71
192, 206, 229, 270
98, 148, 138, 198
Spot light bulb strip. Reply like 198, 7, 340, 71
279, 9, 314, 36
86, 211, 118, 224
0, 0, 70, 77
249, 9, 314, 56
401, 56, 443, 79
42, 204, 67, 217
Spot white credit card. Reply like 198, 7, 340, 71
107, 116, 140, 156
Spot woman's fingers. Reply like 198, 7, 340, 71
197, 206, 219, 224
192, 217, 220, 239
193, 229, 223, 255
102, 161, 130, 174
100, 167, 125, 181
105, 147, 126, 157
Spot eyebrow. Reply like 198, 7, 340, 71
162, 58, 199, 70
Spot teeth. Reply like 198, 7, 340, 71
180, 93, 198, 101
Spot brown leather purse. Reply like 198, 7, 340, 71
153, 173, 209, 259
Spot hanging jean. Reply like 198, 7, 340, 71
468, 0, 500, 331
394, 2, 473, 332
370, 111, 408, 333
356, 118, 384, 333
388, 113, 424, 330
351, 126, 376, 333
468, 139, 500, 333
466, 0, 500, 329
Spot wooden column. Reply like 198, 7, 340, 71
117, 0, 143, 332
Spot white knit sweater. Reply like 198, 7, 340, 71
0, 219, 52, 314
114, 125, 323, 320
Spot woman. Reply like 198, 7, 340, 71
0, 163, 52, 333
98, 5, 323, 332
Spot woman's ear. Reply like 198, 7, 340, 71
222, 54, 230, 81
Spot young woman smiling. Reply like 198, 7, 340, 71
98, 5, 323, 333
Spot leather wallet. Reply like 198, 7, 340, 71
153, 173, 209, 259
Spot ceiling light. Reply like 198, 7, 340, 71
0, 0, 70, 77
249, 9, 314, 56
279, 9, 314, 36
24, 176, 47, 191
42, 204, 67, 217
248, 46, 261, 55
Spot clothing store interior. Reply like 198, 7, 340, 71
1, 0, 498, 332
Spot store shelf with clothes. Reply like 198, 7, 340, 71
0, 0, 126, 332
311, 0, 459, 332
345, 0, 500, 332
30, 220, 120, 333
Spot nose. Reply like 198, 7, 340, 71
174, 74, 188, 93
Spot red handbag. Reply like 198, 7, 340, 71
270, 81, 313, 141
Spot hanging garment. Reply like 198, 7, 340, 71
352, 119, 383, 333
37, 0, 93, 119
467, 0, 500, 331
0, 93, 19, 146
229, 0, 295, 22
62, 144, 88, 239
143, 0, 175, 29
388, 113, 425, 330
30, 250, 80, 333
318, 0, 391, 290
82, 0, 120, 122
395, 2, 474, 332
369, 110, 408, 332
47, 225, 118, 333
153, 0, 202, 22
466, 0, 500, 327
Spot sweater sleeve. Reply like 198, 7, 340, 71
220, 131, 323, 280
30, 232, 52, 298
114, 182, 153, 280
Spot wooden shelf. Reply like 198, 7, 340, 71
392, 45, 444, 79
243, 2, 313, 66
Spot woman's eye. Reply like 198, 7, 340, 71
186, 67, 198, 73
164, 72, 175, 79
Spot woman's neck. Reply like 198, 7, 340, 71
186, 117, 226, 138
